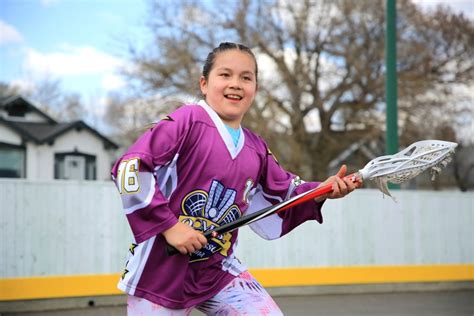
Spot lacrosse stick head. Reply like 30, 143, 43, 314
358, 140, 457, 197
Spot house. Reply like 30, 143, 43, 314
0, 95, 118, 181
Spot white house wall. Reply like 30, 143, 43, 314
24, 128, 114, 180
25, 143, 52, 180
52, 128, 112, 180
23, 111, 47, 122
0, 125, 22, 145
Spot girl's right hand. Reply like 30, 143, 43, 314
162, 222, 208, 255
314, 165, 361, 202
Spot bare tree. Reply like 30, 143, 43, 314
60, 93, 85, 122
3, 77, 87, 122
0, 82, 21, 96
104, 92, 183, 148
116, 0, 473, 180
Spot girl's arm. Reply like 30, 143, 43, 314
246, 143, 323, 240
111, 109, 192, 244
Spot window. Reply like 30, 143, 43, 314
54, 152, 96, 180
0, 143, 26, 178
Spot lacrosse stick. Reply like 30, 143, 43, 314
167, 140, 457, 256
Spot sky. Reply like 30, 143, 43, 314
0, 0, 473, 132
0, 0, 150, 126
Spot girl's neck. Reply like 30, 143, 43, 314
203, 100, 242, 129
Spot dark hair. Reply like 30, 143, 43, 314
202, 42, 258, 82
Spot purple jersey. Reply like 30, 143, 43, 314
111, 100, 324, 309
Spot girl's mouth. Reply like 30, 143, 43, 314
225, 94, 243, 101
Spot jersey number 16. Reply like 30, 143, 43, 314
116, 158, 140, 194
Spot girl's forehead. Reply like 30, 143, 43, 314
213, 50, 256, 71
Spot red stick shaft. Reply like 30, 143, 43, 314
276, 172, 359, 214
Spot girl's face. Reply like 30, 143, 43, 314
200, 50, 258, 128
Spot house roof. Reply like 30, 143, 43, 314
0, 95, 57, 124
0, 94, 119, 149
0, 118, 118, 149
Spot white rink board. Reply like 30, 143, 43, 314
1, 179, 472, 278
236, 189, 473, 268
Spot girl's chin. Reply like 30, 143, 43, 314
218, 113, 243, 127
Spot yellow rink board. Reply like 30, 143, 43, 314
1, 265, 473, 301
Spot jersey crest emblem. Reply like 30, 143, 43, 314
179, 180, 242, 262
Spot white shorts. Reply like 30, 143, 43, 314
127, 271, 283, 315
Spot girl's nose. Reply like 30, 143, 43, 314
229, 76, 242, 89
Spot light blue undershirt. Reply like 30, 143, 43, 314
225, 125, 241, 147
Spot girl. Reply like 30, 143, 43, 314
112, 42, 360, 315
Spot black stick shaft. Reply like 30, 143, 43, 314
165, 179, 340, 256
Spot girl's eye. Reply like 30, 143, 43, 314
243, 76, 252, 81
220, 73, 230, 77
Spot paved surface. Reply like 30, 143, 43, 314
273, 291, 474, 316
2, 290, 472, 315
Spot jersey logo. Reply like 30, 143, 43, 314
179, 180, 242, 262
243, 178, 255, 204
128, 243, 138, 255
267, 147, 279, 164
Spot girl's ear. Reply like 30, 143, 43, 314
199, 76, 208, 96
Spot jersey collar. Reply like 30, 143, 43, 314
198, 100, 245, 159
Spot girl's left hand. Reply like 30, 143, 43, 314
314, 165, 362, 202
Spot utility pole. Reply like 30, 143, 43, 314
386, 0, 399, 189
